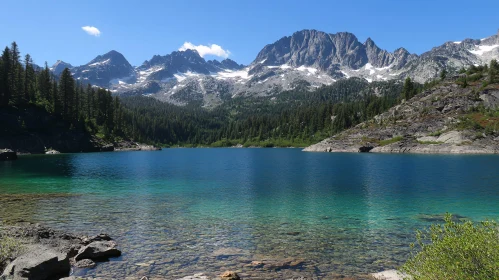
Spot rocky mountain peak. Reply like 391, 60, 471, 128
87, 50, 131, 68
220, 58, 244, 70
50, 60, 73, 76
253, 29, 367, 72
364, 37, 375, 46
363, 37, 395, 68
393, 47, 410, 55
71, 50, 134, 87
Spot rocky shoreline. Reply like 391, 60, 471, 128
304, 81, 499, 154
0, 140, 161, 160
0, 223, 405, 280
0, 223, 122, 280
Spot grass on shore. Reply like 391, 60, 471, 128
379, 136, 403, 146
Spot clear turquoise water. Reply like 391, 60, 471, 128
1, 149, 498, 279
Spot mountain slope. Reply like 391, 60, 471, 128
304, 71, 499, 154
72, 50, 135, 87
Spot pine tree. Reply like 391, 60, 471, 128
402, 77, 415, 100
0, 47, 11, 106
86, 84, 93, 120
24, 54, 35, 104
52, 77, 60, 114
489, 59, 499, 83
58, 68, 75, 120
37, 62, 52, 107
440, 68, 448, 80
9, 42, 23, 105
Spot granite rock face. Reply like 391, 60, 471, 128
1, 245, 70, 280
304, 80, 499, 154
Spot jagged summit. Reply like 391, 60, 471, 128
50, 60, 73, 76
71, 50, 134, 87
52, 29, 499, 107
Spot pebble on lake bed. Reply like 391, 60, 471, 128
220, 270, 241, 280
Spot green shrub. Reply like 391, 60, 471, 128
379, 136, 403, 146
400, 213, 499, 280
428, 130, 443, 137
0, 235, 24, 270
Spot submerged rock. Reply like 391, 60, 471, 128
177, 273, 210, 280
80, 233, 112, 245
416, 213, 468, 222
220, 271, 240, 280
74, 258, 96, 268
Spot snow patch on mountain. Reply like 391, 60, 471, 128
296, 65, 318, 74
88, 59, 111, 67
215, 69, 252, 80
469, 44, 499, 56
138, 66, 163, 82
110, 75, 135, 85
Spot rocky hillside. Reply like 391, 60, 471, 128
304, 74, 499, 154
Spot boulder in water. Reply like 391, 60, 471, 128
74, 240, 121, 261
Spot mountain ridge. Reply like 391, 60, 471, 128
54, 29, 499, 107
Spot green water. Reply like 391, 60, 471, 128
0, 149, 498, 279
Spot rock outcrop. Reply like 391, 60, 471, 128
304, 80, 499, 154
0, 224, 121, 280
74, 241, 121, 261
113, 141, 162, 151
0, 149, 17, 161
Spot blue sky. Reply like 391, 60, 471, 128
1, 0, 498, 67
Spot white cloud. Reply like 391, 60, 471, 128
82, 26, 101, 37
179, 42, 230, 58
